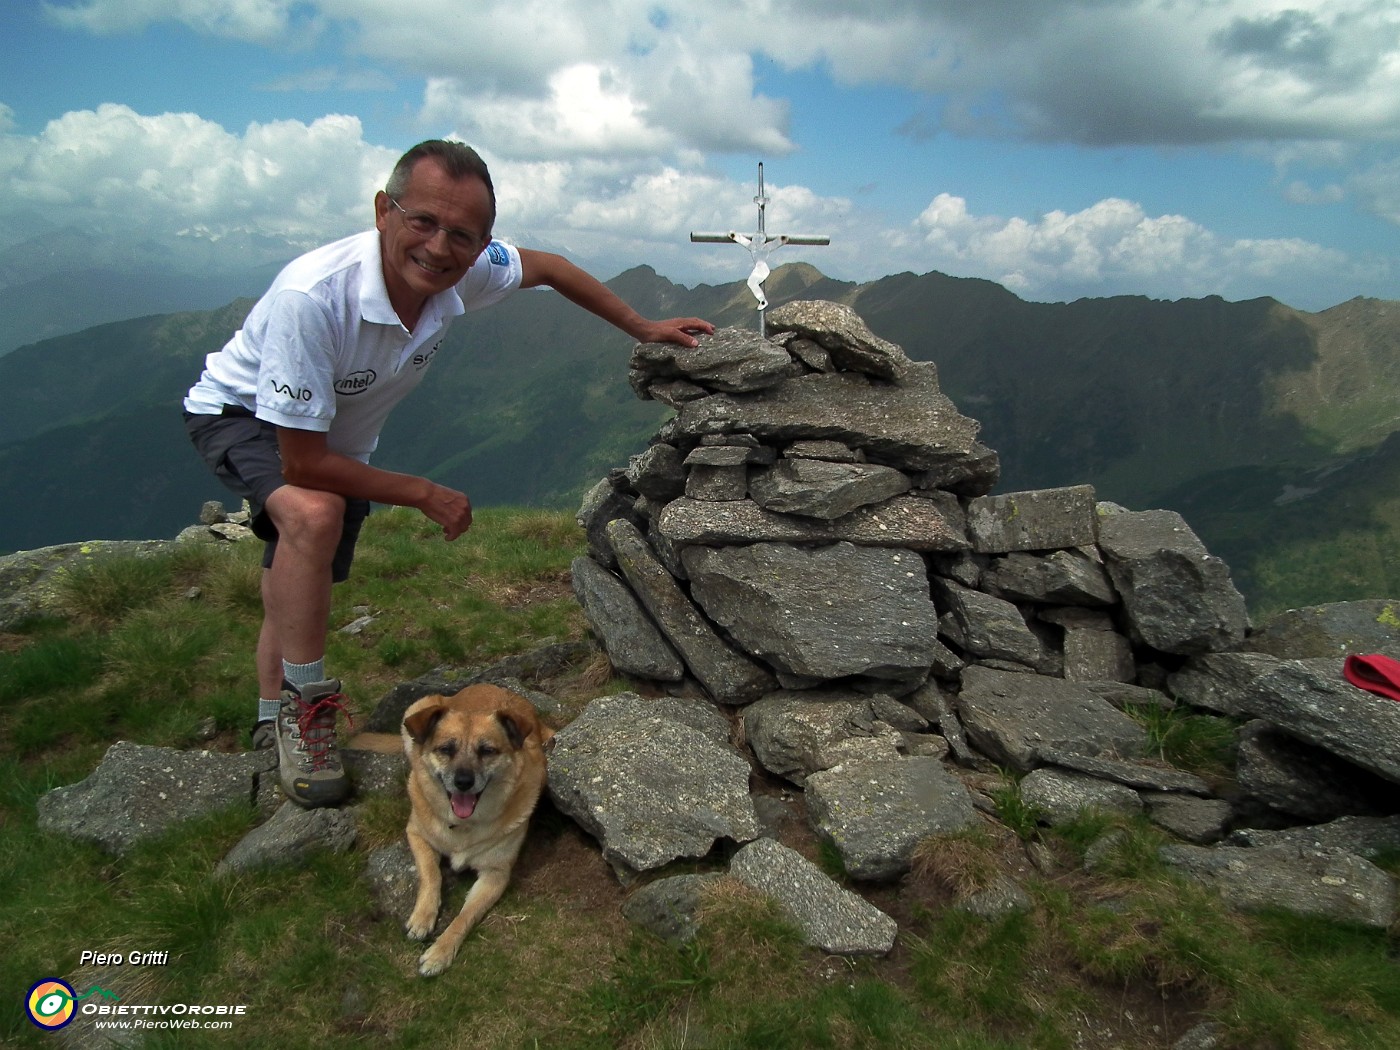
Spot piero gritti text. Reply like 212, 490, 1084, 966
79, 950, 171, 967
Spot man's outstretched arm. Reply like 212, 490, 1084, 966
518, 248, 714, 347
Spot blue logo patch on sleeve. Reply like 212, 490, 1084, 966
486, 242, 510, 266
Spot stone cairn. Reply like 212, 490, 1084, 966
31, 301, 1400, 996
558, 299, 1400, 947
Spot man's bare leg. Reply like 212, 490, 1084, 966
262, 484, 344, 666
259, 484, 353, 806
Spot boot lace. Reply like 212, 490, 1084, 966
296, 694, 355, 771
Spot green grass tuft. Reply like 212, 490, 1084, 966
1127, 702, 1238, 780
986, 772, 1045, 842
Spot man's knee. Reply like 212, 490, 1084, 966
265, 487, 348, 547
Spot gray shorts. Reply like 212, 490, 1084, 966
183, 406, 370, 583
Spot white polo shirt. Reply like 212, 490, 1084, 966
184, 231, 523, 461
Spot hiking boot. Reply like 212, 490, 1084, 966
251, 720, 277, 750
275, 678, 353, 807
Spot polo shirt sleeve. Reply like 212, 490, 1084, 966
458, 240, 524, 310
253, 289, 340, 432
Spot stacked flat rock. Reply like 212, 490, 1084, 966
575, 300, 1248, 706
560, 299, 1388, 918
564, 300, 1400, 922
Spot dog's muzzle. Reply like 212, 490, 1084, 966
448, 770, 485, 820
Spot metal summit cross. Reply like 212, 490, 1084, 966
690, 163, 830, 336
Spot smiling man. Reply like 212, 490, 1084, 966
183, 139, 712, 808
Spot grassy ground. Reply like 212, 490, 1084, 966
2, 507, 1398, 1049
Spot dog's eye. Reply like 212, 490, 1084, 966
477, 744, 498, 758
436, 742, 458, 759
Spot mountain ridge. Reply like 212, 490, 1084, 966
3, 264, 1398, 613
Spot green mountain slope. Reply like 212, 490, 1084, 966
850, 284, 1324, 503
0, 298, 257, 447
3, 264, 1398, 615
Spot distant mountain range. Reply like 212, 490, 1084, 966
0, 225, 288, 355
0, 265, 279, 356
4, 261, 1398, 616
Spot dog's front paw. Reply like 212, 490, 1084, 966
405, 905, 436, 942
418, 938, 458, 977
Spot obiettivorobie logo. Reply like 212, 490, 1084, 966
25, 979, 119, 1030
25, 978, 248, 1034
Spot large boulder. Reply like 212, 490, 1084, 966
804, 756, 981, 880
1244, 658, 1400, 785
672, 366, 981, 473
934, 579, 1045, 668
982, 548, 1117, 607
743, 689, 924, 784
36, 741, 272, 855
1159, 844, 1397, 928
955, 666, 1149, 772
1240, 600, 1400, 660
607, 519, 775, 703
571, 556, 685, 682
765, 300, 914, 382
749, 458, 911, 520
1097, 508, 1249, 655
0, 539, 172, 630
630, 325, 801, 398
216, 801, 356, 875
1235, 721, 1400, 821
546, 693, 759, 875
657, 492, 969, 553
729, 837, 899, 955
966, 486, 1098, 554
683, 542, 942, 685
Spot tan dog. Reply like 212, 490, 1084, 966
397, 683, 554, 976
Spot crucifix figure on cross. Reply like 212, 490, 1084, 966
690, 163, 830, 335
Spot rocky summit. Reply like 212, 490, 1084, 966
565, 300, 1400, 936
25, 301, 1400, 988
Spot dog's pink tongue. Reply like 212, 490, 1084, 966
451, 791, 478, 820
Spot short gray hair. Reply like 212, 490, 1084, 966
385, 140, 496, 226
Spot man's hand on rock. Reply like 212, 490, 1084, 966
637, 317, 714, 348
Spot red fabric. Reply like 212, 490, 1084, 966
1342, 653, 1400, 702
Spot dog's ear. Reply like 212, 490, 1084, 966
495, 711, 527, 750
403, 705, 447, 746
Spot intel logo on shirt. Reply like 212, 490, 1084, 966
335, 370, 377, 396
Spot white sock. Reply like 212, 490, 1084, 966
257, 698, 281, 723
283, 658, 326, 690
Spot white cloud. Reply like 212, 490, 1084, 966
422, 66, 671, 160
42, 1, 1400, 150
421, 50, 791, 161
1351, 157, 1400, 225
1, 98, 1376, 307
559, 168, 733, 237
257, 67, 398, 94
42, 0, 311, 43
1283, 180, 1346, 205
330, 0, 647, 87
628, 47, 793, 155
1, 104, 393, 269
789, 0, 1400, 146
902, 192, 1367, 304
13, 1, 1400, 307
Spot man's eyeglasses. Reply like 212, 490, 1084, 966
388, 197, 489, 254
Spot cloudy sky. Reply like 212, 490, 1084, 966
2, 0, 1398, 310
